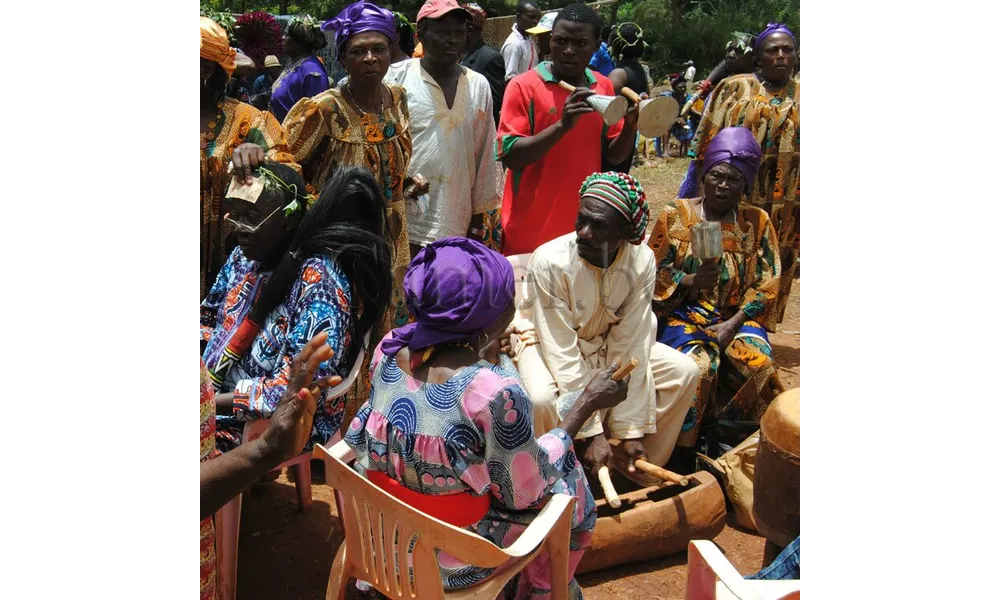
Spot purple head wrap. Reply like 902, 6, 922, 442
702, 127, 762, 188
754, 22, 796, 52
322, 1, 398, 55
380, 237, 515, 359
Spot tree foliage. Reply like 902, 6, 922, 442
609, 0, 799, 83
201, 0, 799, 83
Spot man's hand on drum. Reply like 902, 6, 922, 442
622, 439, 647, 474
582, 433, 614, 476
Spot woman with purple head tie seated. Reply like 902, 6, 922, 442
345, 237, 631, 599
647, 127, 782, 451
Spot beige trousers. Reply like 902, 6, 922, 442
513, 331, 699, 468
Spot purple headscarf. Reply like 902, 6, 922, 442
702, 127, 762, 188
380, 237, 515, 358
754, 22, 796, 51
322, 1, 398, 54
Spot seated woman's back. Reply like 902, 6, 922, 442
347, 336, 576, 505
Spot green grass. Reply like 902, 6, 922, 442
632, 156, 692, 232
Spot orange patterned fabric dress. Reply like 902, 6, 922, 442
691, 74, 799, 322
647, 199, 784, 446
199, 361, 222, 600
283, 85, 413, 424
200, 97, 298, 298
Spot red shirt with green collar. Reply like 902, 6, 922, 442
496, 61, 625, 256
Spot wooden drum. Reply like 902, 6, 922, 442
752, 388, 800, 549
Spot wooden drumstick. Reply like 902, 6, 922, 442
634, 459, 690, 486
620, 86, 641, 103
597, 465, 620, 508
612, 358, 639, 381
558, 80, 579, 93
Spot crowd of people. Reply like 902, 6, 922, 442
198, 2, 800, 598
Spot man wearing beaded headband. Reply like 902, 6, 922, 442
512, 171, 700, 484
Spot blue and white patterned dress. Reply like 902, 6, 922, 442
345, 336, 597, 599
201, 246, 353, 452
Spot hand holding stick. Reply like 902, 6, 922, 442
595, 358, 639, 508
597, 465, 620, 508
634, 459, 690, 486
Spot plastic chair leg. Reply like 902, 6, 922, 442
292, 459, 312, 513
215, 495, 242, 600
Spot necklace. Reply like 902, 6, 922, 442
200, 101, 223, 151
346, 82, 384, 116
698, 199, 735, 222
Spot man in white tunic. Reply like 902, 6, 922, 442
387, 0, 503, 257
512, 171, 700, 480
500, 0, 541, 80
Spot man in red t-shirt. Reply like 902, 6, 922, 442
495, 3, 640, 256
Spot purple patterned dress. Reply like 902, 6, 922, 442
345, 336, 597, 599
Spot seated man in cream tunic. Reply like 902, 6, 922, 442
512, 172, 700, 479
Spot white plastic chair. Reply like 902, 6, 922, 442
215, 336, 368, 600
312, 440, 576, 600
685, 540, 800, 600
507, 253, 533, 307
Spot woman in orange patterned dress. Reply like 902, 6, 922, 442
688, 23, 799, 324
284, 2, 422, 422
200, 16, 299, 298
648, 128, 783, 451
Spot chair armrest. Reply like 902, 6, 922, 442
313, 438, 356, 464
500, 493, 574, 559
689, 540, 766, 600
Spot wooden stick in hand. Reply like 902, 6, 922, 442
596, 359, 638, 508
620, 86, 641, 103
612, 358, 639, 381
597, 465, 621, 508
558, 80, 579, 93
634, 459, 690, 486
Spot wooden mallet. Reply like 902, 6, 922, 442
596, 358, 640, 508
634, 460, 689, 486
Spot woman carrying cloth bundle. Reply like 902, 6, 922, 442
647, 127, 783, 450
270, 15, 330, 123
345, 237, 631, 599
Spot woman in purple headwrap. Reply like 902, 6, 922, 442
647, 127, 783, 450
345, 237, 630, 599
684, 22, 799, 326
284, 1, 427, 423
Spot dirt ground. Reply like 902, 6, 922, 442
233, 156, 800, 599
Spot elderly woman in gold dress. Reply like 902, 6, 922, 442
283, 2, 425, 420
648, 127, 783, 450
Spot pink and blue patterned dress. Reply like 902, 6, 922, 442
201, 246, 353, 453
345, 336, 597, 599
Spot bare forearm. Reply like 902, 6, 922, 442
501, 121, 568, 169
200, 439, 280, 520
557, 395, 599, 440
606, 123, 639, 163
